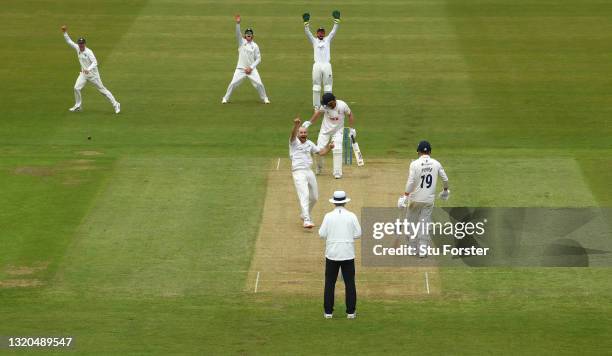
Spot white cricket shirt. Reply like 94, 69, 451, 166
289, 138, 320, 171
318, 100, 351, 135
235, 24, 261, 69
64, 33, 99, 75
304, 23, 338, 64
319, 207, 362, 261
405, 155, 449, 203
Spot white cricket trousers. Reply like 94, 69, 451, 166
312, 62, 333, 108
405, 201, 434, 248
316, 129, 344, 176
292, 168, 318, 222
223, 68, 268, 102
74, 72, 118, 108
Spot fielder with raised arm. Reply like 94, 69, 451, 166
302, 93, 355, 179
397, 141, 450, 257
222, 14, 270, 104
61, 25, 120, 114
302, 10, 340, 109
289, 117, 334, 228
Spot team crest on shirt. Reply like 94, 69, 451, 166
326, 109, 339, 121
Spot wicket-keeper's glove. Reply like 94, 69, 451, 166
302, 13, 310, 25
397, 195, 408, 208
439, 189, 450, 200
332, 10, 341, 24
302, 121, 312, 128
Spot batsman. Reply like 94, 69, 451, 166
397, 141, 450, 257
302, 92, 355, 179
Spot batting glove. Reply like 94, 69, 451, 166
439, 189, 450, 201
302, 121, 312, 128
397, 195, 408, 208
302, 12, 310, 25
349, 128, 356, 139
332, 10, 341, 24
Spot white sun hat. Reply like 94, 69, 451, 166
329, 190, 351, 204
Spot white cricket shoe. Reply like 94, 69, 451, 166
263, 97, 270, 104
303, 220, 315, 229
334, 173, 342, 179
347, 313, 356, 319
69, 105, 81, 112
221, 98, 228, 104
114, 102, 121, 114
324, 313, 333, 319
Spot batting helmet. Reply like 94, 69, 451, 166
321, 92, 336, 106
417, 140, 431, 153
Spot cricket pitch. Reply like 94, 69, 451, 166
247, 159, 440, 299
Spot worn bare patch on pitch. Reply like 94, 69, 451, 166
0, 279, 43, 288
247, 159, 440, 299
5, 262, 49, 276
0, 262, 48, 289
78, 151, 104, 156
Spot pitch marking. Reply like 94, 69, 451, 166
425, 271, 430, 294
276, 158, 280, 171
254, 271, 260, 293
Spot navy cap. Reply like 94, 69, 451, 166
321, 92, 336, 106
417, 140, 431, 153
77, 37, 86, 44
244, 28, 254, 35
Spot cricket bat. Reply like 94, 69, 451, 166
351, 135, 364, 166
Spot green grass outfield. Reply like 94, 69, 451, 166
1, 0, 611, 354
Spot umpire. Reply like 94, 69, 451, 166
318, 191, 362, 319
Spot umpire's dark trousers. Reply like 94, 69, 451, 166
324, 258, 356, 314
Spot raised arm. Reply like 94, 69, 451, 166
304, 23, 316, 45
327, 22, 339, 42
61, 25, 78, 50
328, 10, 341, 41
302, 13, 315, 44
290, 117, 301, 141
234, 15, 243, 47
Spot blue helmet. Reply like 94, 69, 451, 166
321, 92, 336, 106
417, 140, 431, 153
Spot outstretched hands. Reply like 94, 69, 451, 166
61, 25, 67, 33
234, 14, 241, 23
